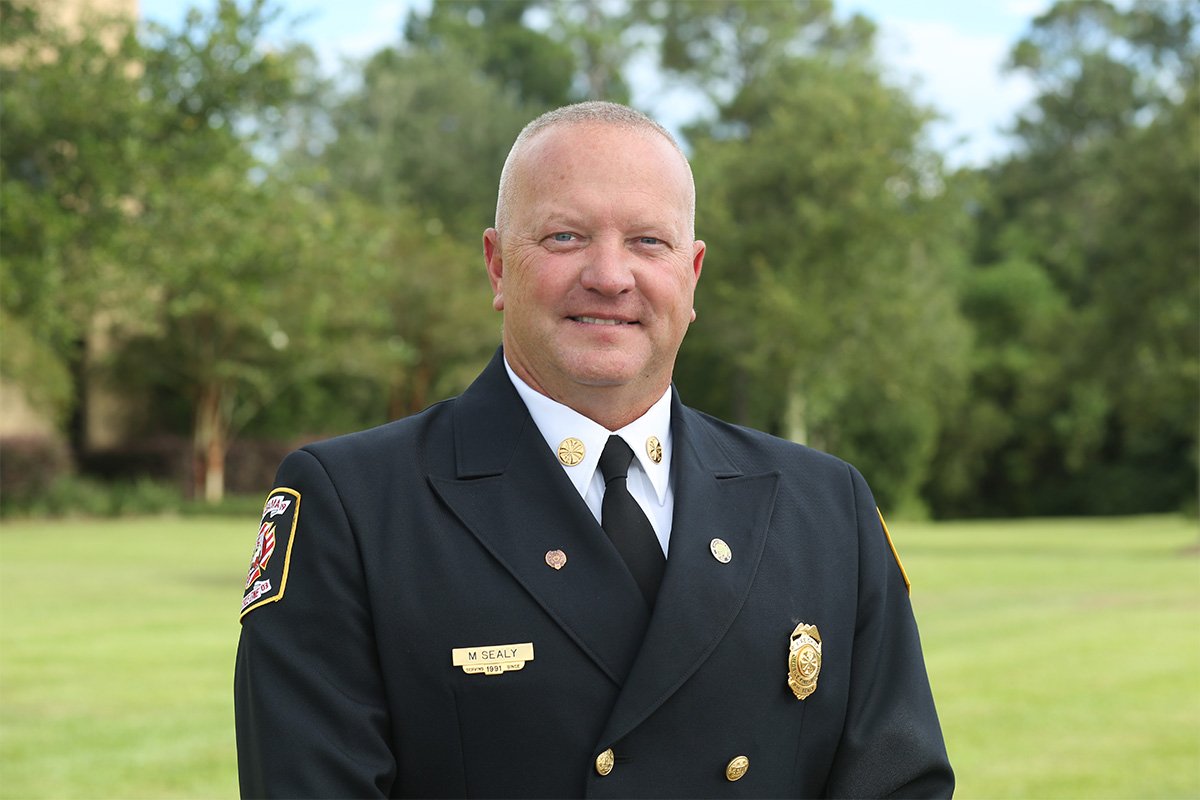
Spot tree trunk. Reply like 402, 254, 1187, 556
388, 362, 433, 420
784, 374, 808, 446
193, 381, 229, 504
410, 361, 430, 417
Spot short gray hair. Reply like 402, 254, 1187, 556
494, 101, 693, 232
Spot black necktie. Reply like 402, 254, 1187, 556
598, 435, 665, 607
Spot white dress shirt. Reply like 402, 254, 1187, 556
504, 358, 675, 557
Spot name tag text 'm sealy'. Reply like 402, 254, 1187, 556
451, 642, 535, 676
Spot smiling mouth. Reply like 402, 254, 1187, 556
571, 316, 637, 326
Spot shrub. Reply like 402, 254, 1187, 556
0, 435, 73, 510
0, 475, 183, 519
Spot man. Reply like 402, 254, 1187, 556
235, 101, 953, 798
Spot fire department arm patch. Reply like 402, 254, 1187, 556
240, 487, 301, 620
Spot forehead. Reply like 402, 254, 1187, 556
510, 123, 694, 226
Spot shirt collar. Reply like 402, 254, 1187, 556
503, 358, 672, 504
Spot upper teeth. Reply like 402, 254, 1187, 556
575, 316, 625, 325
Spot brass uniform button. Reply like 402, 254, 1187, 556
726, 755, 750, 781
557, 437, 586, 466
595, 748, 615, 776
710, 537, 733, 563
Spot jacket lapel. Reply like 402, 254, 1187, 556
598, 396, 781, 745
429, 351, 649, 686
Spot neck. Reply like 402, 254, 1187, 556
557, 387, 661, 431
507, 361, 666, 431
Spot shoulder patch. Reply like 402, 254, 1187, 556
877, 508, 912, 594
240, 487, 301, 620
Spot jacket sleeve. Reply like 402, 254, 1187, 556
234, 448, 396, 798
825, 465, 954, 798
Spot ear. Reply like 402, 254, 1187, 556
483, 228, 504, 311
689, 240, 705, 322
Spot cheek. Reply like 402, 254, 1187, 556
523, 264, 576, 305
505, 265, 563, 321
649, 267, 698, 313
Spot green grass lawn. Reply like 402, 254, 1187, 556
0, 518, 247, 799
901, 515, 1200, 799
1, 514, 1197, 798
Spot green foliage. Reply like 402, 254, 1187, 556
540, 0, 634, 102
138, 0, 306, 141
405, 0, 576, 107
0, 435, 74, 510
315, 198, 498, 419
0, 312, 74, 426
0, 3, 145, 422
320, 44, 536, 237
674, 6, 972, 509
945, 0, 1200, 516
1, 0, 1192, 517
640, 0, 874, 99
0, 476, 180, 519
111, 171, 347, 426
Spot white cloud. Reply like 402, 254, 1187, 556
874, 18, 1037, 166
310, 0, 424, 73
1003, 0, 1052, 19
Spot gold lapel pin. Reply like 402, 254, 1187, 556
557, 437, 585, 467
545, 549, 567, 570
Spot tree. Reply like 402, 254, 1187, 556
0, 1, 146, 434
404, 0, 576, 108
944, 0, 1199, 515
666, 4, 971, 510
2, 0, 344, 500
334, 199, 498, 421
111, 168, 367, 502
320, 43, 536, 240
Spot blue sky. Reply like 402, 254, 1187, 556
138, 0, 1051, 167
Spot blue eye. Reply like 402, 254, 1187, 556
639, 237, 661, 245
552, 232, 575, 242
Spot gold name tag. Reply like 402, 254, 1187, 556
451, 642, 535, 676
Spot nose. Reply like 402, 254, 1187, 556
579, 237, 635, 296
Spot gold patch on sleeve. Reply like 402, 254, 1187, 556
451, 642, 535, 676
878, 508, 911, 594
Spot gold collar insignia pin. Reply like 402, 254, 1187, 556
557, 437, 585, 466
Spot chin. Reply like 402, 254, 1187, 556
562, 354, 644, 389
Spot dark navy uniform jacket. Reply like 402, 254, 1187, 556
234, 349, 953, 798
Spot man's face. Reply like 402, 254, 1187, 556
484, 123, 705, 420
